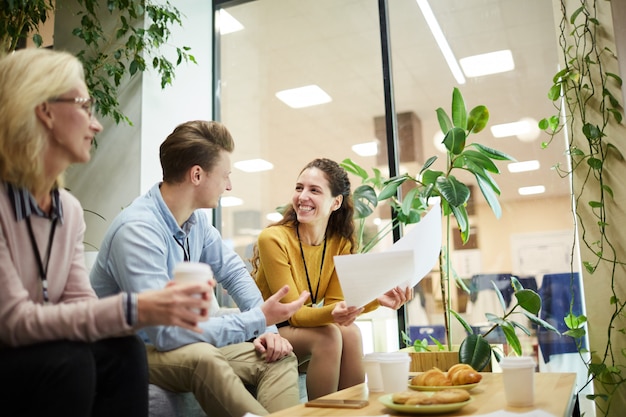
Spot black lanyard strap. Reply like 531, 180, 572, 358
26, 217, 58, 304
173, 235, 190, 261
296, 225, 327, 305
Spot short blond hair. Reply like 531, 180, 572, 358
0, 48, 85, 191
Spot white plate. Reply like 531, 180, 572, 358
379, 393, 473, 414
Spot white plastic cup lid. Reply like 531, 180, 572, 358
377, 352, 411, 362
500, 356, 536, 368
173, 262, 213, 276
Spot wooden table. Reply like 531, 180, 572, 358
269, 372, 577, 416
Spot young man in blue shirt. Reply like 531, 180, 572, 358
90, 120, 309, 417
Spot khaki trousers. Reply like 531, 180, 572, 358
146, 342, 300, 417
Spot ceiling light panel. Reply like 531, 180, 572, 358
352, 141, 379, 157
491, 119, 533, 138
220, 196, 243, 207
416, 0, 465, 84
234, 158, 274, 173
508, 160, 540, 173
275, 85, 332, 109
518, 185, 546, 196
459, 49, 515, 78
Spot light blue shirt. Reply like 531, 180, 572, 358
90, 182, 275, 351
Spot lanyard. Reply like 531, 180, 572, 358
26, 217, 58, 304
173, 235, 190, 261
296, 225, 327, 305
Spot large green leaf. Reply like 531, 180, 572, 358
459, 334, 492, 371
451, 87, 467, 129
501, 323, 522, 356
378, 175, 407, 200
421, 169, 444, 187
491, 281, 508, 312
467, 105, 489, 134
341, 158, 369, 181
401, 187, 420, 217
515, 289, 541, 315
461, 150, 500, 173
523, 312, 560, 333
436, 176, 470, 207
436, 108, 453, 133
443, 127, 467, 155
352, 184, 377, 219
468, 143, 516, 161
450, 204, 469, 243
475, 173, 503, 219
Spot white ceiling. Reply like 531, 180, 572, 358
218, 0, 569, 225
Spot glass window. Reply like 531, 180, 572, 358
216, 4, 588, 411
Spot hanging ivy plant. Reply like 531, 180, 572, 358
539, 1, 625, 416
0, 0, 196, 125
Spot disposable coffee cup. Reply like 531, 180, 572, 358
362, 353, 384, 392
173, 262, 213, 313
500, 356, 536, 407
173, 262, 213, 283
378, 352, 411, 393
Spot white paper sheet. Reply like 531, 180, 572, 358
334, 201, 442, 307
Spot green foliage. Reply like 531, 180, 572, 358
538, 2, 626, 415
0, 0, 53, 53
344, 89, 561, 371
1, 1, 196, 125
73, 0, 196, 124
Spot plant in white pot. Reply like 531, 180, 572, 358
342, 87, 559, 371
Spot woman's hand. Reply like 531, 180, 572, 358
331, 301, 364, 326
136, 279, 215, 333
377, 286, 413, 310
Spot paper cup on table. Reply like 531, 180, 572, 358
173, 262, 213, 313
378, 352, 411, 393
500, 356, 536, 407
362, 353, 383, 392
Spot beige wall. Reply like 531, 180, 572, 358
475, 196, 573, 273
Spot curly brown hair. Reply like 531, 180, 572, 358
250, 158, 356, 277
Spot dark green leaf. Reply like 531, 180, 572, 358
475, 174, 502, 219
352, 185, 377, 219
436, 108, 453, 133
468, 143, 515, 161
451, 87, 467, 129
462, 150, 499, 173
501, 324, 522, 355
523, 312, 560, 333
459, 334, 492, 371
443, 127, 466, 155
436, 176, 470, 207
340, 158, 368, 181
515, 289, 541, 315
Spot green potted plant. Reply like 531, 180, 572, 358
342, 87, 559, 371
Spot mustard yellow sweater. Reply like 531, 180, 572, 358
255, 225, 379, 327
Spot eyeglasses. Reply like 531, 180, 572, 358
49, 96, 96, 120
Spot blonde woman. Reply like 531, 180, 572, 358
0, 48, 214, 417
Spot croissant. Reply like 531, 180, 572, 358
411, 367, 451, 386
447, 364, 482, 385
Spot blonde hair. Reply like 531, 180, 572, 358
0, 48, 85, 192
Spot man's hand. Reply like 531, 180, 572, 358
331, 301, 363, 326
260, 285, 309, 326
253, 332, 294, 362
137, 279, 215, 333
378, 286, 413, 310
